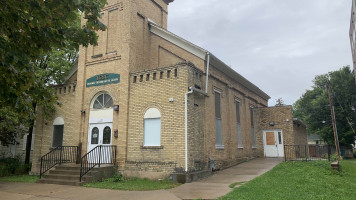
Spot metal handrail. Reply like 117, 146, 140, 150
80, 145, 117, 182
40, 146, 79, 178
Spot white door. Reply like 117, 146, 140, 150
263, 130, 284, 157
88, 123, 112, 163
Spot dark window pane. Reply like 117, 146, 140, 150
103, 126, 111, 144
52, 125, 64, 147
215, 92, 221, 118
91, 127, 99, 144
236, 101, 240, 123
278, 132, 282, 144
250, 108, 254, 127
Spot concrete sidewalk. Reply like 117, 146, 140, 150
0, 158, 281, 200
168, 158, 282, 199
0, 182, 180, 200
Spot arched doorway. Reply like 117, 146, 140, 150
87, 92, 113, 155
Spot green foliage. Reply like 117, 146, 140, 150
220, 160, 356, 200
83, 176, 181, 191
0, 175, 39, 183
110, 173, 125, 182
0, 157, 31, 177
293, 66, 356, 147
0, 0, 106, 145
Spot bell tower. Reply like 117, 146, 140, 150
74, 0, 175, 170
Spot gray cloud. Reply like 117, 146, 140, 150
168, 0, 352, 106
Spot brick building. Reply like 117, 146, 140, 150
31, 0, 307, 180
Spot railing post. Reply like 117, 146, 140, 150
80, 156, 83, 182
98, 145, 102, 168
114, 146, 117, 165
40, 158, 43, 178
59, 146, 63, 165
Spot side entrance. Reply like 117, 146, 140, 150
263, 130, 284, 157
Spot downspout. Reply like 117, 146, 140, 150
205, 52, 210, 93
184, 87, 193, 172
184, 87, 208, 172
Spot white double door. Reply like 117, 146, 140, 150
263, 130, 284, 157
87, 123, 112, 163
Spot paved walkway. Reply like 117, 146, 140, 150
0, 158, 281, 200
169, 158, 282, 199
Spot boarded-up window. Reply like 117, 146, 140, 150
215, 91, 222, 146
236, 101, 243, 148
266, 132, 275, 145
143, 108, 161, 146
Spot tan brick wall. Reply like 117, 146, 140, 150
126, 63, 189, 179
31, 83, 77, 174
254, 106, 306, 157
293, 121, 307, 145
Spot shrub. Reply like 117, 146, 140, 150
0, 157, 31, 177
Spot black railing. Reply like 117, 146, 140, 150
40, 146, 79, 178
80, 145, 117, 182
284, 145, 335, 161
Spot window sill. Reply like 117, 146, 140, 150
215, 145, 224, 150
237, 147, 244, 149
252, 147, 257, 149
141, 146, 164, 149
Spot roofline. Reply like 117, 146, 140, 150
149, 21, 270, 101
163, 0, 174, 4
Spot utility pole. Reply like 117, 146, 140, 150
327, 80, 341, 158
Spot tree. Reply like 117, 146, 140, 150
0, 0, 106, 146
293, 66, 356, 147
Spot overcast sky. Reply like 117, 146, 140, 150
167, 0, 352, 106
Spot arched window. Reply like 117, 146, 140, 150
52, 117, 64, 147
143, 108, 161, 146
92, 93, 113, 109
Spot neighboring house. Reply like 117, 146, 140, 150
350, 0, 356, 82
307, 134, 326, 145
31, 0, 307, 180
0, 134, 34, 162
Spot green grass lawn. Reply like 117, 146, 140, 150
220, 159, 356, 200
83, 176, 181, 191
0, 175, 39, 183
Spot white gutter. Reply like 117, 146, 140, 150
184, 87, 208, 172
205, 52, 210, 93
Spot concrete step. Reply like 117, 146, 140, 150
37, 178, 85, 186
39, 164, 116, 186
43, 174, 93, 182
55, 165, 81, 171
49, 169, 80, 175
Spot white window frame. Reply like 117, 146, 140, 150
143, 108, 161, 146
214, 90, 224, 149
236, 99, 243, 148
250, 106, 256, 149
